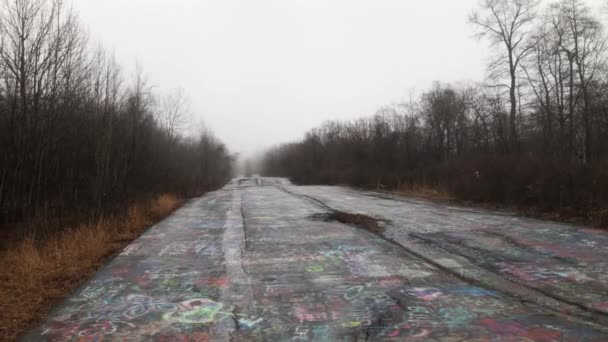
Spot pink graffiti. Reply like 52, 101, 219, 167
378, 277, 403, 289
293, 304, 340, 322
385, 324, 431, 339
156, 334, 189, 342
196, 276, 229, 288
111, 266, 131, 277
520, 327, 562, 341
479, 318, 526, 335
386, 329, 401, 337
591, 301, 608, 312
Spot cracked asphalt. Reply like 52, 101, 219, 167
25, 178, 608, 341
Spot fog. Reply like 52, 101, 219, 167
75, 0, 606, 157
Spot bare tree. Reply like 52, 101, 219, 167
557, 0, 607, 161
469, 0, 539, 149
156, 87, 190, 138
0, 0, 234, 227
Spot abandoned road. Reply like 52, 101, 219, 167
26, 178, 608, 341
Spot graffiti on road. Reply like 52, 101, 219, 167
26, 179, 608, 341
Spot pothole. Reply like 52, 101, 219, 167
310, 211, 389, 234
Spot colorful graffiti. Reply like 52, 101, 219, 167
24, 178, 608, 341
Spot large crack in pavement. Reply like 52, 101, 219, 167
274, 183, 608, 330
217, 188, 255, 340
407, 231, 608, 314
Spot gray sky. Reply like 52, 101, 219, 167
75, 0, 605, 157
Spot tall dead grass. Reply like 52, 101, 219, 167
0, 193, 182, 341
394, 182, 454, 202
150, 194, 179, 219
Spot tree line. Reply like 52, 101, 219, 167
262, 0, 608, 222
0, 0, 234, 227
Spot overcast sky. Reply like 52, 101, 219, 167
75, 0, 606, 157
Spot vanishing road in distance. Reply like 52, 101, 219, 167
26, 178, 608, 341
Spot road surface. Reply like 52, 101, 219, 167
25, 178, 608, 341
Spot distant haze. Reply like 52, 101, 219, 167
75, 0, 606, 157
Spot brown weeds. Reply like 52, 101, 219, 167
150, 194, 179, 219
0, 193, 182, 341
395, 183, 454, 202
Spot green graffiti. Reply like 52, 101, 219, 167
306, 264, 325, 273
162, 299, 223, 324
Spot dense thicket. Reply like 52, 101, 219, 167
0, 0, 233, 226
263, 0, 608, 222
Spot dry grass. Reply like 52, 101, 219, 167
0, 193, 182, 341
394, 183, 454, 202
394, 183, 608, 229
150, 194, 179, 219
